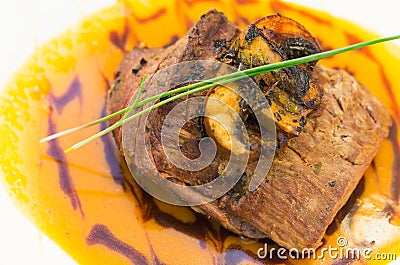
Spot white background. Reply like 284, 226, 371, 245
0, 1, 399, 264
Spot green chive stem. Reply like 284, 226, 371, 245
64, 75, 147, 153
39, 35, 400, 152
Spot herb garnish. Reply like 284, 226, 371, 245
40, 35, 400, 152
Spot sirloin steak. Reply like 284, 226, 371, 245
107, 10, 392, 250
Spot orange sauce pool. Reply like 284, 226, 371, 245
1, 0, 400, 264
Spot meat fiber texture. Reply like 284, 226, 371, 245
107, 10, 392, 250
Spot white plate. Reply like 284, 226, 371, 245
0, 1, 399, 264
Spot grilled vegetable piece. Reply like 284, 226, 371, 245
220, 14, 323, 135
204, 85, 247, 155
203, 84, 264, 162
